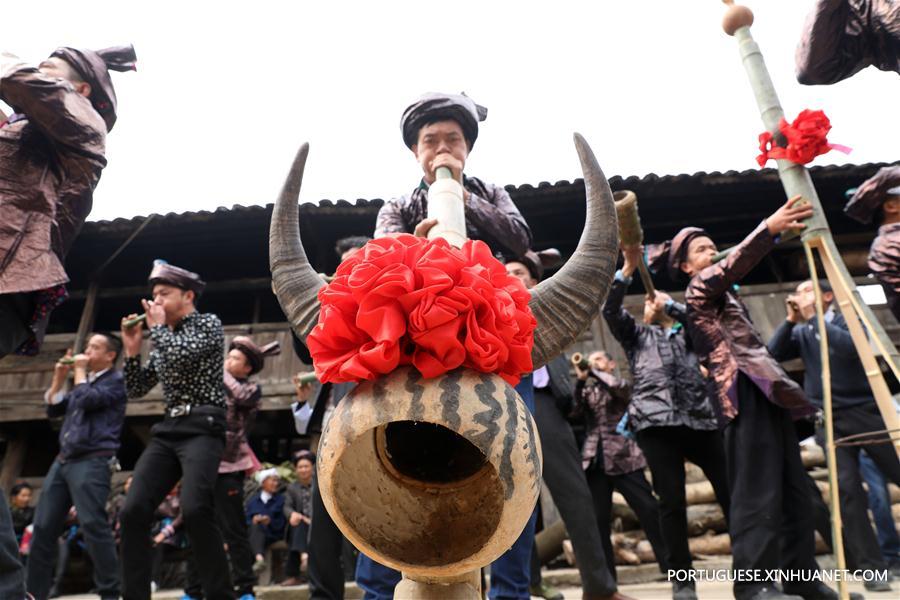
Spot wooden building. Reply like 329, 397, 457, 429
2, 160, 898, 493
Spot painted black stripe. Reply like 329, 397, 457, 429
405, 369, 425, 422
465, 373, 501, 456
439, 369, 463, 432
499, 384, 519, 500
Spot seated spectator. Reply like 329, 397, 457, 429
150, 484, 185, 594
281, 453, 314, 586
10, 482, 34, 558
246, 468, 286, 575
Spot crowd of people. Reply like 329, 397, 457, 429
1, 4, 900, 599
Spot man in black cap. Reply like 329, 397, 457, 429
605, 244, 729, 600
0, 45, 136, 358
674, 197, 859, 600
118, 260, 235, 600
374, 92, 532, 257
183, 336, 280, 600
506, 251, 625, 600
844, 165, 900, 321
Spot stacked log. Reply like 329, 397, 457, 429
555, 444, 900, 568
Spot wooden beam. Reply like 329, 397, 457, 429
67, 277, 273, 300
74, 281, 100, 352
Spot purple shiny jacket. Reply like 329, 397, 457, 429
869, 223, 900, 322
685, 222, 813, 422
572, 371, 646, 475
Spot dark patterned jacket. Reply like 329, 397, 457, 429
221, 371, 261, 464
869, 223, 900, 322
572, 371, 646, 475
124, 312, 226, 409
685, 222, 812, 422
374, 176, 532, 258
603, 274, 718, 433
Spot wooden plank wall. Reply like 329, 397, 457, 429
1, 279, 897, 424
0, 323, 313, 423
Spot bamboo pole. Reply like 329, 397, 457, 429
804, 243, 848, 599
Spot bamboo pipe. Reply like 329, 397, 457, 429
614, 191, 656, 299
122, 313, 147, 328
293, 372, 319, 385
570, 353, 589, 370
426, 166, 467, 248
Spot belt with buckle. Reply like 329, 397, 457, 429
166, 404, 192, 418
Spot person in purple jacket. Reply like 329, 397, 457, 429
27, 333, 127, 600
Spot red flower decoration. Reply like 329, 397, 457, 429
756, 109, 850, 167
307, 234, 537, 387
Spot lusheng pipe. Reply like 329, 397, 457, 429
570, 352, 589, 370
614, 190, 656, 299
122, 313, 147, 328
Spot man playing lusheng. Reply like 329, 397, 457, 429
374, 92, 532, 258
118, 261, 235, 600
27, 333, 127, 600
0, 45, 136, 357
678, 196, 855, 600
769, 279, 899, 592
604, 244, 730, 600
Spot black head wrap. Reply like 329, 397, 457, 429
50, 44, 137, 131
400, 92, 487, 149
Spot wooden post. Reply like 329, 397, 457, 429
74, 280, 100, 353
0, 430, 27, 495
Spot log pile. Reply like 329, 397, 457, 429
561, 444, 900, 567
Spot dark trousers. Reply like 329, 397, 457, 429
248, 523, 279, 557
818, 402, 900, 573
0, 293, 32, 358
585, 465, 669, 579
120, 414, 234, 600
307, 471, 347, 600
859, 451, 900, 566
532, 389, 617, 596
725, 375, 818, 600
636, 425, 731, 573
284, 522, 310, 578
26, 456, 120, 600
0, 493, 25, 599
184, 471, 256, 598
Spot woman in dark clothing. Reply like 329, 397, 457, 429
571, 354, 669, 582
9, 484, 34, 547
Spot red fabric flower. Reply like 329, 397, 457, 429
756, 109, 850, 167
307, 234, 537, 387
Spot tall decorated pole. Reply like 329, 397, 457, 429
718, 0, 900, 453
719, 2, 900, 597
